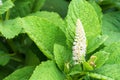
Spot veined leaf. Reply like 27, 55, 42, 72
30, 11, 66, 33
22, 16, 66, 59
66, 0, 101, 49
94, 64, 120, 79
29, 61, 65, 80
88, 0, 103, 24
3, 66, 35, 80
104, 41, 120, 64
54, 43, 72, 70
0, 0, 14, 15
0, 18, 23, 39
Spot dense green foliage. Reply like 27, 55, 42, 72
0, 0, 120, 80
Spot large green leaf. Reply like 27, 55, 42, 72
54, 43, 72, 70
102, 11, 120, 46
22, 16, 66, 59
0, 0, 14, 15
0, 51, 10, 66
66, 0, 101, 48
104, 41, 120, 64
3, 66, 35, 80
0, 18, 23, 39
94, 64, 120, 80
29, 61, 65, 80
30, 11, 66, 33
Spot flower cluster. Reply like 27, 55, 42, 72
72, 19, 87, 64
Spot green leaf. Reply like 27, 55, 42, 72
32, 0, 45, 12
66, 0, 101, 48
29, 61, 65, 80
89, 51, 110, 68
30, 11, 66, 33
87, 35, 108, 54
0, 0, 14, 15
83, 62, 93, 71
0, 67, 12, 80
22, 16, 66, 59
9, 0, 34, 18
0, 51, 10, 66
3, 66, 35, 80
54, 43, 72, 70
0, 18, 23, 39
102, 11, 120, 46
104, 41, 120, 64
94, 64, 120, 79
41, 0, 69, 17
88, 1, 103, 24
25, 50, 40, 66
68, 64, 82, 76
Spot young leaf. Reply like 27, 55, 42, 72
3, 66, 35, 80
0, 18, 23, 39
66, 0, 101, 48
0, 51, 10, 66
22, 16, 66, 59
88, 51, 110, 68
94, 64, 120, 80
0, 0, 14, 15
104, 41, 120, 64
29, 61, 65, 80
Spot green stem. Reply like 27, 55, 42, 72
5, 10, 10, 20
10, 57, 22, 62
0, 15, 3, 22
89, 73, 114, 80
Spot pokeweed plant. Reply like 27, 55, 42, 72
0, 0, 120, 80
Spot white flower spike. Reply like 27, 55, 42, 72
0, 0, 2, 6
72, 19, 87, 64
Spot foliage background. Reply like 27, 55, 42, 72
0, 0, 120, 80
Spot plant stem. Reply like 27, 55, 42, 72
88, 73, 114, 80
10, 57, 22, 62
5, 10, 10, 20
